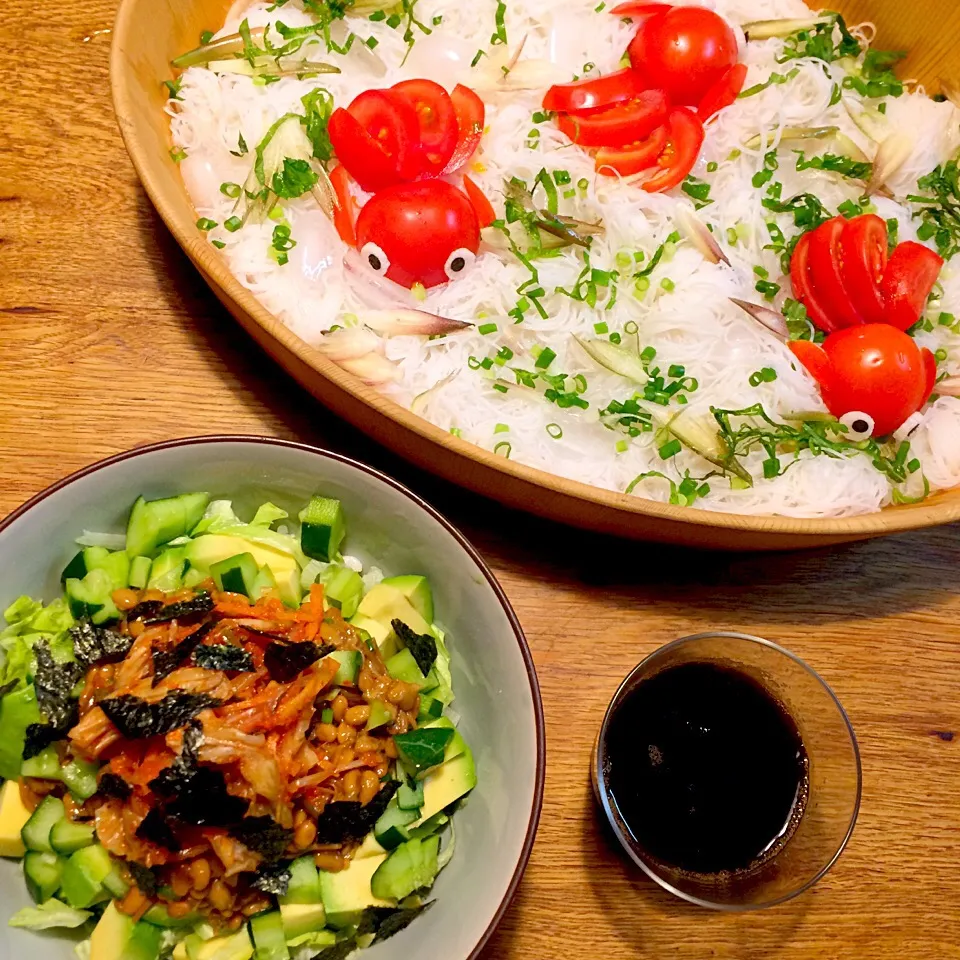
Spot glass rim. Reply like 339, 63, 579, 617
594, 631, 863, 912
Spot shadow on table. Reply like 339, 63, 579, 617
137, 198, 960, 625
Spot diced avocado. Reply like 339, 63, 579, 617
20, 744, 61, 780
23, 850, 63, 901
356, 585, 432, 638
370, 835, 440, 901
348, 614, 393, 658
194, 929, 254, 960
319, 855, 394, 928
279, 902, 326, 939
210, 553, 260, 598
322, 566, 363, 619
279, 855, 321, 905
128, 555, 153, 590
374, 800, 419, 850
21, 794, 65, 854
90, 901, 136, 960
185, 535, 300, 606
66, 568, 120, 624
182, 567, 208, 588
325, 650, 362, 686
380, 575, 434, 624
412, 749, 477, 825
249, 909, 289, 960
173, 942, 189, 960
50, 818, 96, 855
298, 496, 345, 562
0, 779, 31, 857
60, 842, 115, 909
396, 779, 424, 812
84, 549, 131, 589
0, 685, 41, 781
147, 546, 187, 592
62, 756, 100, 801
126, 493, 210, 558
353, 833, 386, 861
124, 921, 164, 960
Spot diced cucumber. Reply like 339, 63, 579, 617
62, 756, 100, 801
85, 549, 131, 589
147, 547, 187, 592
183, 567, 208, 588
0, 685, 41, 781
23, 850, 64, 902
250, 565, 277, 601
50, 819, 96, 855
279, 856, 320, 906
278, 902, 326, 939
102, 864, 130, 899
365, 699, 393, 732
61, 550, 88, 584
397, 779, 424, 811
322, 567, 363, 619
385, 648, 430, 688
60, 843, 115, 909
210, 553, 259, 598
66, 568, 120, 624
124, 920, 164, 960
20, 745, 61, 780
326, 650, 362, 686
407, 811, 449, 840
126, 493, 210, 558
143, 904, 200, 928
21, 795, 65, 853
370, 835, 440, 901
417, 695, 444, 722
374, 801, 419, 851
298, 496, 345, 562
128, 555, 153, 590
248, 909, 289, 960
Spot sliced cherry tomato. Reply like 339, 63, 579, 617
697, 62, 747, 120
392, 79, 458, 176
788, 339, 832, 386
881, 240, 945, 331
839, 214, 888, 326
462, 174, 495, 227
329, 164, 357, 246
442, 84, 485, 175
790, 229, 838, 333
556, 89, 668, 148
807, 218, 865, 330
629, 6, 738, 106
355, 180, 480, 289
609, 2, 671, 19
922, 345, 937, 400
641, 106, 703, 193
543, 68, 650, 115
595, 124, 668, 176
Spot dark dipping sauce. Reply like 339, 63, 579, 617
605, 662, 808, 875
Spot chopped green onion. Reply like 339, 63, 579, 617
432, 14, 443, 24
706, 161, 719, 173
935, 348, 948, 362
196, 218, 217, 231
658, 439, 682, 459
480, 357, 494, 370
535, 347, 557, 369
369, 9, 386, 19
169, 147, 187, 163
726, 227, 738, 245
546, 423, 563, 439
668, 364, 685, 377
478, 322, 497, 335
615, 439, 628, 453
211, 239, 226, 249
494, 423, 510, 434
609, 332, 621, 344
200, 29, 214, 43
494, 440, 512, 457
365, 36, 379, 48
224, 216, 243, 232
553, 169, 571, 184
467, 356, 481, 370
219, 181, 242, 198
577, 177, 589, 193
450, 426, 463, 437
660, 278, 675, 292
640, 346, 657, 364
594, 321, 609, 334
492, 383, 508, 394
471, 49, 485, 67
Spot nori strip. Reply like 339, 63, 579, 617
263, 641, 333, 683
33, 641, 83, 729
136, 808, 181, 852
151, 622, 215, 684
362, 902, 434, 943
192, 644, 255, 673
230, 816, 293, 861
250, 861, 292, 896
97, 772, 133, 801
142, 593, 214, 625
22, 704, 78, 759
126, 600, 163, 622
71, 620, 133, 667
391, 620, 438, 676
100, 692, 220, 739
127, 862, 159, 898
313, 781, 400, 844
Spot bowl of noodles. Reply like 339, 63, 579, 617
111, 0, 960, 548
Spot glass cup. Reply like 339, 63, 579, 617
592, 632, 861, 910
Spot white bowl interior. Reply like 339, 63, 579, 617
0, 438, 542, 960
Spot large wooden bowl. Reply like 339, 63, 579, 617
110, 0, 960, 550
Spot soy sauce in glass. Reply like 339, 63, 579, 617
605, 661, 809, 875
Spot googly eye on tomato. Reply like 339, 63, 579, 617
444, 247, 476, 280
360, 242, 390, 276
839, 411, 875, 439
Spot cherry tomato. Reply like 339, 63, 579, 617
808, 218, 865, 329
355, 180, 480, 289
789, 324, 934, 437
543, 68, 650, 115
839, 214, 888, 326
790, 231, 837, 333
697, 62, 747, 120
329, 164, 357, 246
462, 174, 495, 227
881, 240, 944, 331
629, 6, 738, 106
640, 106, 703, 193
392, 79, 458, 176
442, 84, 485, 174
556, 89, 668, 148
609, 2, 672, 20
595, 125, 668, 176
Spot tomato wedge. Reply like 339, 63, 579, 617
462, 174, 495, 227
789, 230, 836, 333
392, 79, 458, 176
807, 217, 865, 330
329, 164, 357, 246
556, 89, 668, 148
543, 68, 650, 115
880, 240, 944, 331
640, 106, 703, 193
697, 63, 747, 120
609, 2, 671, 19
442, 84, 485, 175
839, 214, 888, 326
595, 125, 668, 176
788, 339, 832, 390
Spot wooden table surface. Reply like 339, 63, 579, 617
3, 1, 960, 956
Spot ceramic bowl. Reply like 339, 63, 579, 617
0, 436, 544, 960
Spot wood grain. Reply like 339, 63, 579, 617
2, 0, 960, 956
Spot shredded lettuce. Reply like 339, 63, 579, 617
437, 820, 456, 871
75, 941, 91, 960
0, 597, 75, 688
74, 531, 127, 550
250, 502, 289, 527
190, 499, 242, 535
300, 558, 331, 592
8, 898, 92, 930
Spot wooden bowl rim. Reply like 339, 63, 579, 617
109, 0, 960, 541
